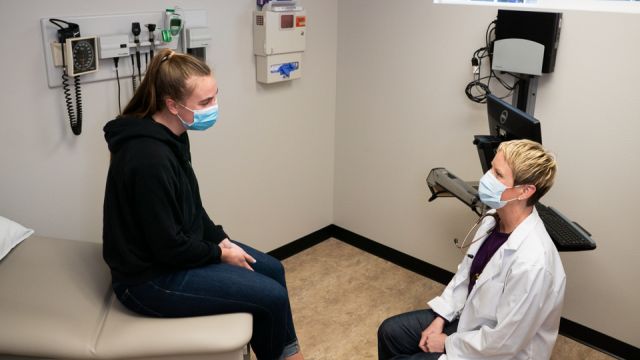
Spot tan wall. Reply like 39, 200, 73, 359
0, 0, 337, 252
334, 0, 639, 347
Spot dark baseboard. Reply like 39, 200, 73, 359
331, 225, 454, 285
268, 225, 334, 260
273, 224, 639, 359
559, 318, 638, 360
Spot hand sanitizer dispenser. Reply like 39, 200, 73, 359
254, 1, 306, 84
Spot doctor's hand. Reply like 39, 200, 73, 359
425, 333, 447, 353
220, 245, 255, 271
419, 316, 445, 352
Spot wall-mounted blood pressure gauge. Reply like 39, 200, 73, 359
65, 36, 99, 76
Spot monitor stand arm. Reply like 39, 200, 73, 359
473, 135, 503, 173
512, 75, 539, 116
426, 168, 486, 216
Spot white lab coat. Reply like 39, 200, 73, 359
428, 208, 566, 360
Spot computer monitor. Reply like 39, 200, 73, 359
474, 94, 542, 172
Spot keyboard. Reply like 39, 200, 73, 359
535, 203, 597, 252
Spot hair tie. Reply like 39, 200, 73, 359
160, 50, 176, 63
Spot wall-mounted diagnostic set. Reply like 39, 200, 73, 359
254, 0, 306, 84
41, 7, 212, 135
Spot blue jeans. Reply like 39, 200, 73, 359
378, 309, 459, 360
112, 241, 298, 360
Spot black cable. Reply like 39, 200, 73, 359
465, 19, 519, 103
136, 50, 142, 82
50, 18, 82, 135
114, 57, 121, 115
60, 72, 82, 135
131, 54, 137, 92
49, 18, 70, 29
74, 75, 83, 134
59, 42, 82, 135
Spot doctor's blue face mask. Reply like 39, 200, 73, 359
478, 170, 521, 209
177, 102, 218, 131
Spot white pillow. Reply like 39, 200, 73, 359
0, 216, 34, 260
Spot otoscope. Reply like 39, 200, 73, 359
131, 22, 142, 82
146, 23, 157, 61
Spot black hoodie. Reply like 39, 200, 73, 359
103, 116, 227, 284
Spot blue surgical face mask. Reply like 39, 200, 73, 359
478, 170, 519, 209
177, 103, 218, 131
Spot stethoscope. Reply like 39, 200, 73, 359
453, 213, 499, 252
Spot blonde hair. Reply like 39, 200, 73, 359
497, 139, 557, 206
121, 49, 211, 119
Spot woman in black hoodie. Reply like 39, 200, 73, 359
103, 48, 303, 360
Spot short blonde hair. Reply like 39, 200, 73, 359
497, 139, 557, 206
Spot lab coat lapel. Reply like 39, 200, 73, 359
502, 208, 540, 252
467, 209, 539, 297
467, 214, 498, 255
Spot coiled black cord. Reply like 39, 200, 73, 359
49, 18, 82, 135
60, 48, 82, 135
73, 75, 82, 135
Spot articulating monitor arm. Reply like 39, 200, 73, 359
426, 167, 486, 216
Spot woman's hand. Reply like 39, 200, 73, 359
419, 316, 445, 352
219, 239, 256, 271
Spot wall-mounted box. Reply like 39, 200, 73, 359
253, 4, 306, 84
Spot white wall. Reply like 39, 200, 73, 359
1, 0, 637, 349
0, 0, 337, 252
335, 0, 639, 347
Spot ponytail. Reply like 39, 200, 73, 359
121, 49, 211, 119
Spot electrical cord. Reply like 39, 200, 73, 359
73, 75, 82, 132
59, 37, 82, 135
59, 68, 82, 135
49, 18, 82, 135
114, 57, 122, 115
136, 51, 142, 82
465, 19, 520, 103
131, 54, 137, 92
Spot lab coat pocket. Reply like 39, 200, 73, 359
470, 281, 504, 322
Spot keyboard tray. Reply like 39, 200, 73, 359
536, 203, 596, 252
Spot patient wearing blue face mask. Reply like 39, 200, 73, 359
102, 48, 304, 360
177, 102, 218, 130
